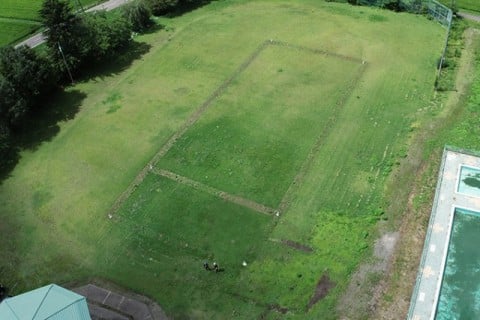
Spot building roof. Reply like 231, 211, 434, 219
0, 284, 91, 320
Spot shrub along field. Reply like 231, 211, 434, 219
0, 0, 445, 319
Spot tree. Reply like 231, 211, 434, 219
0, 123, 12, 171
79, 12, 131, 61
0, 46, 56, 125
143, 0, 179, 16
122, 0, 154, 32
40, 0, 85, 71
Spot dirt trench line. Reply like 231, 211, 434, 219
153, 169, 277, 216
105, 41, 269, 218
278, 62, 369, 213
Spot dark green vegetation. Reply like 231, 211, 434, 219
0, 0, 134, 175
40, 0, 132, 71
0, 0, 447, 319
463, 175, 480, 189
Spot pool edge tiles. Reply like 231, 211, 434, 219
407, 148, 480, 320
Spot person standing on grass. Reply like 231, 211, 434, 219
213, 262, 219, 273
203, 261, 210, 271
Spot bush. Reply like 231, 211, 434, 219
122, 0, 154, 32
144, 0, 179, 16
81, 12, 132, 61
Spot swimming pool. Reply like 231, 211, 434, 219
457, 165, 480, 197
435, 208, 480, 319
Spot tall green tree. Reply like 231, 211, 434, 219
40, 0, 85, 71
81, 12, 132, 61
0, 46, 56, 125
122, 0, 153, 32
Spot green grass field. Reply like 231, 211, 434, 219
0, 20, 40, 45
438, 0, 480, 13
454, 0, 480, 13
0, 0, 445, 318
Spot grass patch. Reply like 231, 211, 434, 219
0, 0, 106, 47
0, 20, 39, 46
101, 173, 273, 317
158, 43, 363, 207
441, 0, 480, 13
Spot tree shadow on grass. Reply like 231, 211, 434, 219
0, 40, 152, 184
165, 0, 214, 18
76, 40, 152, 82
0, 89, 87, 184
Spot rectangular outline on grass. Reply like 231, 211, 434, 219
108, 40, 368, 218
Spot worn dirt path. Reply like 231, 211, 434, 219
369, 28, 480, 320
458, 11, 480, 23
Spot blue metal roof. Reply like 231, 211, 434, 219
0, 284, 91, 320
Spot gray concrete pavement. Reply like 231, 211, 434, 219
74, 283, 169, 320
15, 0, 131, 49
457, 11, 480, 23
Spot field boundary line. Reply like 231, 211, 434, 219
106, 41, 270, 218
278, 62, 369, 213
106, 39, 366, 218
270, 40, 365, 64
152, 168, 278, 216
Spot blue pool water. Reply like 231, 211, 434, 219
435, 208, 480, 319
457, 166, 480, 197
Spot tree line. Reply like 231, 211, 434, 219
0, 0, 212, 173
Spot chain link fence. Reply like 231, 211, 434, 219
332, 0, 452, 89
352, 0, 452, 25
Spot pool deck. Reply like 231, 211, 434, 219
408, 148, 480, 320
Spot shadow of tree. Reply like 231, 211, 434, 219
0, 40, 151, 184
76, 40, 152, 82
14, 89, 87, 150
0, 89, 86, 183
165, 0, 214, 18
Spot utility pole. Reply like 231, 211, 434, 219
76, 0, 85, 13
58, 42, 74, 84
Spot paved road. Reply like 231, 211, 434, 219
457, 11, 480, 23
15, 0, 131, 49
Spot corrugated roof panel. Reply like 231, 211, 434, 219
0, 301, 19, 319
0, 285, 51, 319
0, 284, 91, 320
35, 284, 85, 319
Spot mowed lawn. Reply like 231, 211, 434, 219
0, 0, 444, 319
158, 43, 364, 207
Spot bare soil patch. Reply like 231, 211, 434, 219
307, 273, 336, 310
281, 239, 314, 253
